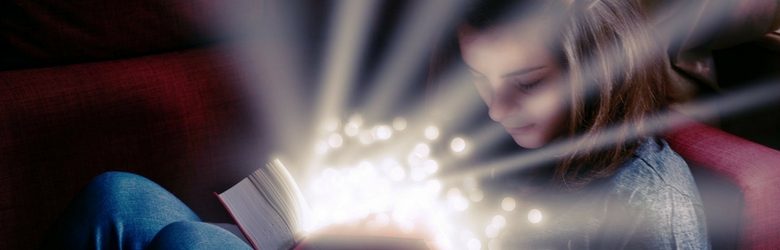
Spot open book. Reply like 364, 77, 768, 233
216, 159, 431, 250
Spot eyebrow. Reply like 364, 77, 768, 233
465, 65, 546, 78
501, 66, 546, 78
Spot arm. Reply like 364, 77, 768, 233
637, 186, 710, 249
590, 185, 709, 249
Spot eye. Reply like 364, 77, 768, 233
510, 78, 543, 93
467, 69, 484, 79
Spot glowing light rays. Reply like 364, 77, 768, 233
308, 0, 379, 171
360, 0, 473, 121
214, 0, 312, 164
210, 1, 780, 249
442, 80, 780, 184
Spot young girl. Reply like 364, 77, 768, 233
45, 0, 715, 249
440, 0, 709, 248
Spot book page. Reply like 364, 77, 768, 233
219, 159, 310, 249
219, 178, 296, 250
250, 159, 310, 236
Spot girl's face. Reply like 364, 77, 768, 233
458, 24, 567, 149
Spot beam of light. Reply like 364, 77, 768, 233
316, 64, 494, 184
647, 0, 765, 51
308, 0, 379, 171
439, 79, 780, 184
465, 123, 509, 153
213, 0, 310, 168
338, 67, 499, 172
210, 1, 780, 249
327, 65, 486, 166
359, 0, 473, 121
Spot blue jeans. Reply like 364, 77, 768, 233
44, 172, 252, 250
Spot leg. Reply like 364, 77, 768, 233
43, 171, 200, 250
146, 221, 251, 250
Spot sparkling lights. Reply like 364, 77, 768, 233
450, 136, 467, 153
424, 125, 440, 140
345, 123, 360, 137
374, 125, 393, 140
467, 237, 483, 250
412, 143, 431, 157
500, 197, 516, 212
322, 118, 341, 132
392, 117, 408, 131
528, 209, 543, 224
327, 133, 344, 148
305, 117, 529, 249
446, 188, 470, 211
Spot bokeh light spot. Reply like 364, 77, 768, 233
501, 197, 516, 212
528, 209, 543, 224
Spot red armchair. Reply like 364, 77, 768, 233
0, 1, 269, 249
666, 119, 780, 249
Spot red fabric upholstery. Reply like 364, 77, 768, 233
0, 1, 280, 249
0, 47, 267, 250
0, 0, 222, 70
666, 119, 780, 249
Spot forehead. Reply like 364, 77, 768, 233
458, 23, 554, 75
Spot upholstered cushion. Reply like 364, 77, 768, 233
666, 120, 780, 249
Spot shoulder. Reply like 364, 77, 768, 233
601, 138, 710, 248
607, 137, 702, 207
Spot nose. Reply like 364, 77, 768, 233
487, 86, 515, 122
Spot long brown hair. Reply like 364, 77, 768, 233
556, 0, 679, 189
431, 0, 679, 189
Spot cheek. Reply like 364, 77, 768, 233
526, 84, 567, 127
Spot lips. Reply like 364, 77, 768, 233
505, 124, 535, 134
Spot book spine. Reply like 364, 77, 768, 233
214, 192, 261, 250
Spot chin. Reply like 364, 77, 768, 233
512, 135, 547, 149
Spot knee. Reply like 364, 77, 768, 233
86, 171, 176, 204
84, 172, 157, 208
77, 171, 152, 211
148, 221, 251, 250
44, 172, 202, 249
88, 171, 154, 195
81, 171, 199, 221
